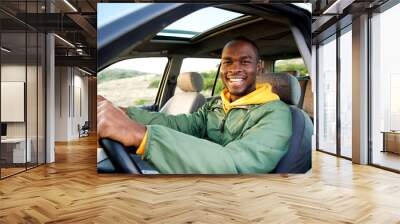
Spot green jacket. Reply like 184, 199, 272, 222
127, 97, 292, 174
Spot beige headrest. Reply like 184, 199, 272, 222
177, 72, 203, 92
257, 72, 301, 106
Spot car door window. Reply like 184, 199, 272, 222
178, 58, 224, 97
98, 57, 168, 107
274, 58, 308, 76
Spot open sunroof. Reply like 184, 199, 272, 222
157, 7, 244, 39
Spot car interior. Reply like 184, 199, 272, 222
159, 72, 206, 115
97, 3, 313, 174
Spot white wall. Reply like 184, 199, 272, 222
54, 66, 89, 141
1, 63, 46, 164
1, 64, 27, 138
55, 66, 69, 141
72, 73, 89, 138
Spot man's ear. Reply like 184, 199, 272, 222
256, 60, 262, 75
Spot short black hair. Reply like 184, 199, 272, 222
225, 36, 260, 61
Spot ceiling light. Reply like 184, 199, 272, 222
323, 0, 341, 14
76, 48, 86, 55
54, 34, 75, 48
1, 47, 11, 53
323, 0, 355, 15
63, 0, 78, 12
78, 67, 92, 76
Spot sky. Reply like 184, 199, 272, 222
158, 7, 243, 38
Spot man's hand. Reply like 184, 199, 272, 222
97, 97, 146, 147
98, 95, 128, 114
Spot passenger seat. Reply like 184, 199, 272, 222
160, 72, 206, 115
261, 72, 314, 122
257, 72, 313, 173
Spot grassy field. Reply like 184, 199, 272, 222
274, 58, 308, 76
97, 69, 223, 107
97, 68, 151, 84
98, 73, 161, 107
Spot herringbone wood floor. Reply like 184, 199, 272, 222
0, 135, 399, 223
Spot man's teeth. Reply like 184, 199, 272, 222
230, 78, 243, 82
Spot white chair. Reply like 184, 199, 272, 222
160, 72, 206, 115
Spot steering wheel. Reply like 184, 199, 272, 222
99, 138, 141, 174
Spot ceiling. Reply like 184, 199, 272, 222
0, 0, 98, 73
1, 1, 313, 74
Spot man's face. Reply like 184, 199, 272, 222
220, 41, 261, 100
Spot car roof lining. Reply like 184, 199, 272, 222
132, 18, 298, 60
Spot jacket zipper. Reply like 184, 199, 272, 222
219, 117, 226, 133
219, 109, 233, 133
219, 105, 254, 133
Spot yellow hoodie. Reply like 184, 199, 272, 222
220, 83, 280, 113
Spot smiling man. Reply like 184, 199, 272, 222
221, 38, 259, 101
97, 37, 292, 174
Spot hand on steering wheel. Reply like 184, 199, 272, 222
99, 138, 141, 174
97, 96, 147, 147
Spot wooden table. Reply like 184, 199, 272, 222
1, 138, 31, 164
381, 131, 400, 154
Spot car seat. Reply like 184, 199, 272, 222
302, 78, 314, 122
257, 72, 313, 173
160, 72, 206, 115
